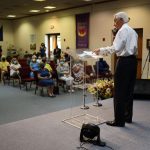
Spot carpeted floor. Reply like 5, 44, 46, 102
0, 83, 150, 150
0, 83, 93, 125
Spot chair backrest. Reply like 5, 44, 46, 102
19, 66, 31, 78
85, 65, 94, 75
33, 71, 39, 83
18, 58, 28, 67
49, 60, 57, 71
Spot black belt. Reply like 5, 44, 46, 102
118, 55, 136, 59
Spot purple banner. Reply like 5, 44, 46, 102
76, 13, 89, 49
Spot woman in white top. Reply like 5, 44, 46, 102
10, 57, 21, 77
57, 59, 74, 92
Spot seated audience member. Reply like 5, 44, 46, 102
64, 52, 70, 63
29, 55, 40, 77
57, 59, 74, 92
72, 62, 89, 85
38, 63, 55, 97
37, 55, 42, 63
0, 56, 10, 83
42, 57, 53, 73
96, 58, 111, 76
10, 57, 21, 78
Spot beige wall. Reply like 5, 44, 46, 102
1, 1, 150, 78
0, 20, 14, 56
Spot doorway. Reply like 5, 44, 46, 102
45, 33, 61, 59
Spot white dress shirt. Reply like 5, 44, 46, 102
100, 23, 138, 57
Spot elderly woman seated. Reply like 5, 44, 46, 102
29, 55, 40, 78
57, 59, 74, 92
72, 62, 89, 85
37, 63, 55, 97
10, 57, 21, 78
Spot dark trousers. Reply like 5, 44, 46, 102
114, 56, 137, 124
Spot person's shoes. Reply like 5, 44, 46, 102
48, 94, 56, 97
51, 94, 56, 97
106, 121, 125, 127
125, 119, 132, 123
68, 89, 74, 93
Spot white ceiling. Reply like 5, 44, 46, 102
0, 0, 115, 20
1, 0, 150, 20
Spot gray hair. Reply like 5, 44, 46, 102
114, 12, 129, 23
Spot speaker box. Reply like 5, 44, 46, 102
134, 79, 150, 99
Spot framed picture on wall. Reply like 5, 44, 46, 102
30, 34, 36, 50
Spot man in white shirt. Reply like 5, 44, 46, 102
94, 12, 138, 127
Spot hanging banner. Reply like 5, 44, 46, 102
76, 13, 89, 49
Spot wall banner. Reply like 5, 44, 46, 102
76, 13, 89, 49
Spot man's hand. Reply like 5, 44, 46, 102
93, 48, 100, 55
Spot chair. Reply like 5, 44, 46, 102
2, 66, 11, 85
85, 65, 96, 83
18, 58, 28, 67
19, 66, 36, 90
3, 66, 21, 88
93, 64, 112, 80
34, 71, 51, 96
49, 60, 58, 81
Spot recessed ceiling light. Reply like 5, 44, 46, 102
83, 0, 92, 1
33, 0, 46, 2
29, 10, 40, 13
7, 15, 16, 18
44, 6, 56, 9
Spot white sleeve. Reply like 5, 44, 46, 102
100, 45, 115, 55
99, 28, 127, 55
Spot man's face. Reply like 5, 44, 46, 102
114, 17, 124, 29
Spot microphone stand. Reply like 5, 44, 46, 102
93, 58, 102, 107
80, 60, 89, 109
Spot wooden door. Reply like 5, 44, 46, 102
135, 28, 143, 79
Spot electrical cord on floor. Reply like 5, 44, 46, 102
76, 142, 88, 150
77, 141, 114, 150
104, 145, 114, 150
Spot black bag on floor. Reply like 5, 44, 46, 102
80, 123, 105, 147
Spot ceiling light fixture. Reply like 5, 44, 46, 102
33, 0, 46, 2
29, 10, 40, 13
44, 6, 56, 9
7, 15, 16, 18
83, 0, 92, 1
